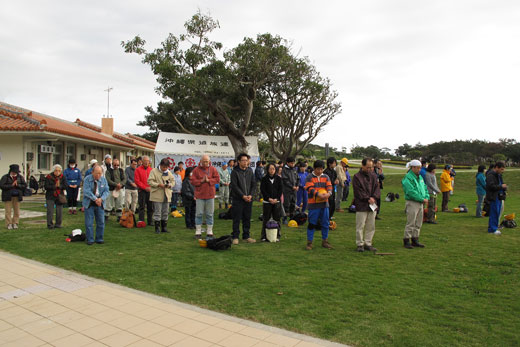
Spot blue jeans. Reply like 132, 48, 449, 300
195, 198, 214, 226
85, 205, 105, 243
296, 187, 308, 212
476, 194, 485, 217
307, 208, 330, 241
170, 192, 180, 210
487, 198, 502, 233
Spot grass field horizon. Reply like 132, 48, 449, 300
1, 169, 519, 346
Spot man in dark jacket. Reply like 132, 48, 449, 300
282, 157, 298, 221
0, 164, 27, 230
486, 161, 507, 235
230, 153, 257, 244
353, 158, 380, 252
105, 158, 126, 221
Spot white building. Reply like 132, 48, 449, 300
0, 101, 155, 178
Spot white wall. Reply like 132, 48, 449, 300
0, 135, 24, 176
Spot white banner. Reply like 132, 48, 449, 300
154, 132, 260, 169
154, 132, 259, 157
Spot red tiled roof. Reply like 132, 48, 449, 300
74, 119, 156, 150
0, 102, 134, 148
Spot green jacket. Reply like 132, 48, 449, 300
402, 170, 430, 202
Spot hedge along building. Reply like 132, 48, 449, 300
0, 101, 155, 178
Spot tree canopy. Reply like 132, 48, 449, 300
122, 11, 340, 160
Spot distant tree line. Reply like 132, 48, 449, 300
350, 139, 520, 165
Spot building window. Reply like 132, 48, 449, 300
53, 144, 62, 166
66, 144, 75, 163
37, 144, 51, 170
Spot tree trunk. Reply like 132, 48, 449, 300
228, 133, 248, 158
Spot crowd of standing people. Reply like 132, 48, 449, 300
0, 153, 511, 249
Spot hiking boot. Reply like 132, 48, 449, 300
194, 234, 202, 239
306, 241, 313, 250
232, 238, 239, 245
322, 239, 333, 249
154, 221, 161, 234
244, 238, 256, 243
411, 237, 425, 248
73, 209, 77, 215
364, 245, 377, 252
7, 224, 13, 230
356, 246, 364, 252
68, 209, 73, 215
403, 238, 414, 249
161, 220, 169, 233
12, 224, 18, 229
335, 208, 344, 212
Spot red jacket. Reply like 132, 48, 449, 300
191, 164, 220, 199
135, 165, 152, 191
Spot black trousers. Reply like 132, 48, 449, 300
182, 198, 195, 228
261, 202, 282, 240
342, 185, 350, 201
328, 191, 336, 219
232, 198, 252, 240
138, 190, 154, 224
66, 187, 79, 207
442, 191, 450, 211
283, 189, 296, 218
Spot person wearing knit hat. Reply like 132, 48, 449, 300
401, 160, 429, 249
0, 164, 27, 230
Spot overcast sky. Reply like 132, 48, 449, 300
1, 0, 519, 153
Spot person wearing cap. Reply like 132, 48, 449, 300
101, 154, 112, 177
218, 162, 230, 210
105, 158, 126, 221
0, 164, 27, 230
342, 162, 351, 202
135, 156, 154, 226
440, 165, 453, 212
85, 159, 98, 176
373, 159, 385, 220
401, 160, 429, 249
352, 158, 380, 252
148, 158, 175, 234
64, 158, 82, 215
83, 165, 109, 245
44, 164, 68, 229
335, 158, 348, 212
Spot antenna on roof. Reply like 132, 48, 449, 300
104, 86, 113, 118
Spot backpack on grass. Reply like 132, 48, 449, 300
207, 235, 232, 250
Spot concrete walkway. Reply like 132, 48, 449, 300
0, 251, 347, 347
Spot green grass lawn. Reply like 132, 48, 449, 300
1, 170, 519, 346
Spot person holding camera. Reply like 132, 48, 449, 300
486, 161, 507, 235
148, 158, 176, 234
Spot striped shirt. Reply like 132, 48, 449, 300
305, 173, 332, 210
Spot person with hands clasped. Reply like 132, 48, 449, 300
402, 160, 430, 249
82, 166, 109, 245
191, 154, 220, 239
230, 153, 257, 244
352, 158, 381, 252
135, 156, 154, 226
260, 163, 283, 241
0, 164, 27, 230
304, 160, 333, 250
148, 158, 175, 234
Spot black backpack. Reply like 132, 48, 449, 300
218, 207, 233, 220
207, 235, 232, 250
293, 212, 308, 226
385, 192, 395, 202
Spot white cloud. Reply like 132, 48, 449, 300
1, 0, 519, 152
